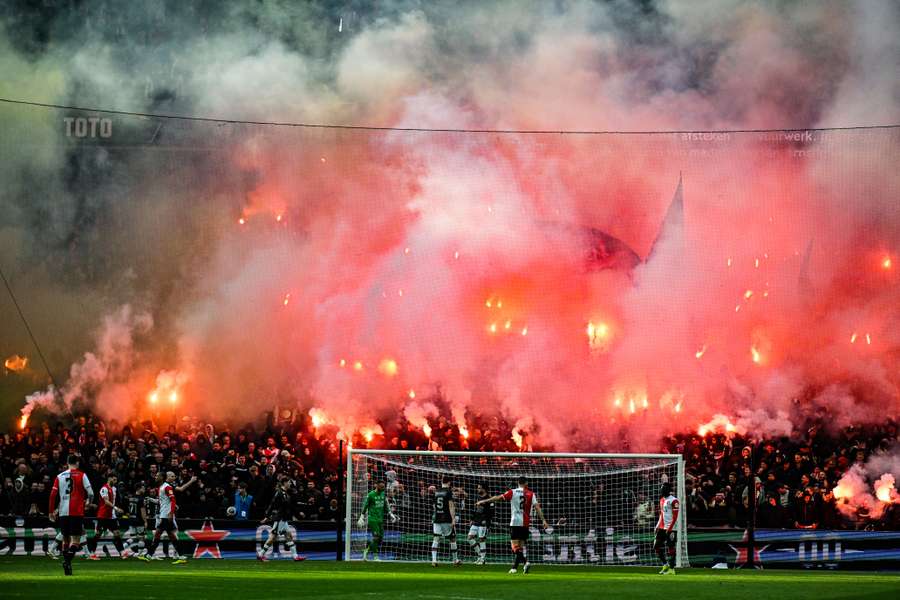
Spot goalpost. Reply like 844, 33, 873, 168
345, 449, 688, 567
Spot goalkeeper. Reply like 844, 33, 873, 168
358, 480, 396, 561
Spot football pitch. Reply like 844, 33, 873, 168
1, 558, 898, 599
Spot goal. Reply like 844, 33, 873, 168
345, 450, 688, 567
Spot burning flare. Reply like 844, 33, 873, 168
309, 408, 329, 429
511, 428, 524, 449
377, 358, 399, 377
875, 474, 898, 504
586, 321, 611, 351
697, 414, 742, 437
750, 345, 762, 364
4, 355, 28, 372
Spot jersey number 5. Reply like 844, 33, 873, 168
435, 496, 444, 511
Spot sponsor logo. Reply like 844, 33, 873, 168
64, 116, 113, 139
187, 520, 229, 559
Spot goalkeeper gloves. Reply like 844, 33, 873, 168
357, 515, 366, 528
389, 512, 398, 523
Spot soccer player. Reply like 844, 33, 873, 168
477, 475, 548, 574
258, 476, 305, 562
468, 483, 494, 564
138, 484, 158, 559
654, 481, 680, 575
49, 454, 94, 576
89, 473, 128, 559
139, 471, 196, 564
430, 475, 460, 566
357, 479, 396, 561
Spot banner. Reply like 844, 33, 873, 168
2, 518, 899, 569
0, 517, 339, 560
684, 528, 900, 570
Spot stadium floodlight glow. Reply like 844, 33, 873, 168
346, 449, 687, 568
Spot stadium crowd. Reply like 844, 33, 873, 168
1, 408, 897, 532
664, 421, 900, 530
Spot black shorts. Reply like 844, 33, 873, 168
653, 528, 676, 550
96, 518, 120, 533
509, 526, 530, 541
58, 516, 84, 537
155, 517, 177, 534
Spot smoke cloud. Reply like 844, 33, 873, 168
0, 1, 898, 449
833, 447, 900, 519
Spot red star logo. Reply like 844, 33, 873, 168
186, 520, 229, 559
729, 529, 768, 566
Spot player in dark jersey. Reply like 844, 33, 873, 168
123, 483, 146, 558
430, 475, 460, 566
139, 490, 158, 559
467, 483, 494, 564
258, 477, 305, 562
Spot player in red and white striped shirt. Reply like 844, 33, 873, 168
89, 473, 128, 559
654, 481, 680, 575
477, 475, 548, 574
139, 471, 197, 564
49, 455, 94, 576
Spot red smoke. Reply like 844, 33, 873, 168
10, 3, 899, 451
22, 128, 898, 453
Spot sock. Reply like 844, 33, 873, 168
522, 547, 528, 563
656, 548, 666, 564
66, 543, 81, 563
285, 541, 296, 558
147, 538, 159, 557
668, 549, 676, 568
88, 533, 98, 554
468, 537, 477, 549
113, 536, 124, 553
450, 542, 458, 561
479, 541, 486, 557
52, 533, 63, 552
431, 539, 439, 563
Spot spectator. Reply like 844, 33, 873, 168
233, 482, 253, 520
793, 488, 820, 529
758, 492, 788, 528
633, 493, 654, 527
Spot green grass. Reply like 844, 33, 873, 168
1, 558, 898, 599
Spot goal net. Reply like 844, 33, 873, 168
346, 450, 687, 567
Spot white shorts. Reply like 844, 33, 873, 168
468, 525, 488, 538
433, 523, 454, 537
270, 520, 292, 535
